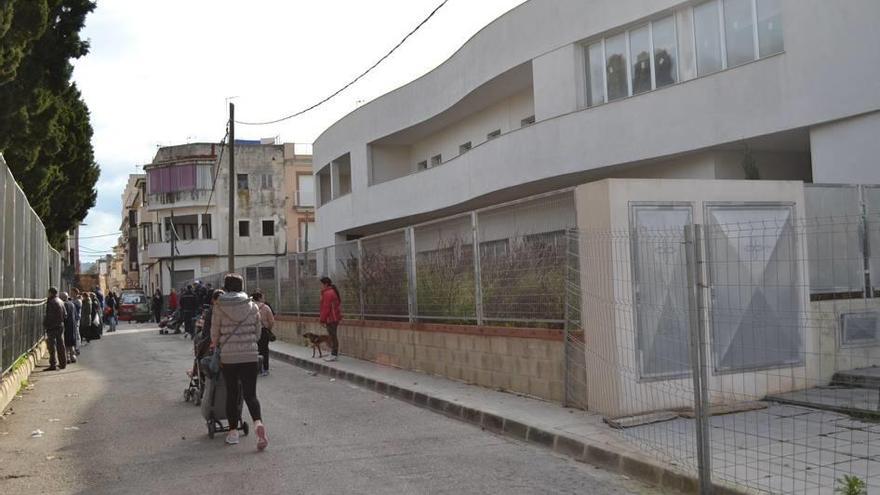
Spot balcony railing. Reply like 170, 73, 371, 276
146, 189, 214, 207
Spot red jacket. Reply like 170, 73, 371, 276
169, 292, 178, 311
319, 286, 342, 324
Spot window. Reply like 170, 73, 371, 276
297, 174, 315, 207
585, 42, 606, 106
431, 155, 442, 167
604, 33, 628, 101
459, 142, 472, 154
260, 174, 274, 190
201, 214, 212, 239
487, 129, 501, 140
262, 220, 274, 236
629, 24, 652, 95
237, 173, 249, 191
694, 1, 723, 76
417, 160, 428, 171
757, 0, 783, 57
652, 16, 679, 87
723, 0, 756, 67
520, 115, 536, 127
238, 220, 250, 237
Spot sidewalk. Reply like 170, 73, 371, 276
269, 341, 740, 495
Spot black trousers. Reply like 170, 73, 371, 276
258, 330, 270, 371
222, 362, 261, 429
326, 323, 339, 356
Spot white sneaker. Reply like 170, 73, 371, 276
323, 355, 338, 362
225, 431, 240, 445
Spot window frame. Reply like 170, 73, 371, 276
236, 173, 249, 191
261, 219, 274, 237
238, 220, 250, 238
459, 142, 472, 155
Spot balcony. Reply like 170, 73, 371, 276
146, 189, 214, 210
147, 239, 219, 259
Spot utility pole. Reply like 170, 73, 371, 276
227, 102, 236, 273
169, 210, 176, 290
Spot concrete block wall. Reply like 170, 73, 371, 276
274, 316, 567, 402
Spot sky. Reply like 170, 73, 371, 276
71, 0, 528, 262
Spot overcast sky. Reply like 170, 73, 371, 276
71, 0, 527, 262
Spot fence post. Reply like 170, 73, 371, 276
294, 253, 302, 317
685, 224, 712, 495
357, 240, 365, 320
405, 227, 418, 323
274, 255, 282, 311
471, 212, 484, 326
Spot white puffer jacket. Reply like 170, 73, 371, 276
211, 292, 260, 365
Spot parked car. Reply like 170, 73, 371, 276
118, 290, 151, 323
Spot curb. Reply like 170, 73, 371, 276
0, 340, 48, 414
270, 348, 749, 495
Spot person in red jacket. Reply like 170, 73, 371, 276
319, 277, 342, 362
168, 288, 179, 314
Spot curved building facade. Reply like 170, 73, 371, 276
313, 0, 880, 248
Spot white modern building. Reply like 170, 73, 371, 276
311, 0, 880, 417
313, 0, 880, 248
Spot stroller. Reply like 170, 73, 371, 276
183, 326, 211, 405
159, 309, 183, 335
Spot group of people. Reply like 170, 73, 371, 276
43, 286, 117, 371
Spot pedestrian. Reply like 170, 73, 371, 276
211, 273, 269, 450
152, 288, 163, 323
89, 292, 103, 338
70, 289, 82, 355
60, 292, 78, 364
180, 285, 198, 337
43, 287, 67, 371
168, 288, 179, 314
94, 286, 105, 313
105, 290, 119, 332
251, 290, 275, 377
319, 277, 342, 362
79, 291, 94, 343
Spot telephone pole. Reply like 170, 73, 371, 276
227, 103, 235, 273
169, 210, 176, 289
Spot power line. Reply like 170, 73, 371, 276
235, 0, 451, 126
77, 231, 123, 240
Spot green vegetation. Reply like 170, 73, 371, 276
836, 475, 868, 495
0, 0, 99, 248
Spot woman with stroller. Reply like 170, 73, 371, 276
211, 274, 269, 450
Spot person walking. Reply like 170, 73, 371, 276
211, 274, 269, 450
79, 291, 94, 344
251, 290, 275, 377
180, 285, 198, 338
319, 277, 342, 362
60, 292, 78, 364
90, 292, 102, 338
43, 287, 67, 371
105, 290, 119, 332
152, 289, 163, 323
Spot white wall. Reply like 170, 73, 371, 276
811, 111, 880, 184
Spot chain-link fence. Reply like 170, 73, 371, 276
567, 200, 880, 494
0, 155, 64, 375
178, 190, 576, 327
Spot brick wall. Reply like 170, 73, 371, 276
274, 316, 570, 402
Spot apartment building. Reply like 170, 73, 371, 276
283, 143, 316, 253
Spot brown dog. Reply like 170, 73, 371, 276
303, 332, 332, 358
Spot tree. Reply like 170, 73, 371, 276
0, 0, 99, 248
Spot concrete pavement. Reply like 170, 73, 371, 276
0, 323, 664, 494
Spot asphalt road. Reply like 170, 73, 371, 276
0, 323, 663, 495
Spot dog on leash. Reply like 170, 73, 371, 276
303, 332, 332, 358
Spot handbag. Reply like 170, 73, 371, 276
263, 327, 277, 342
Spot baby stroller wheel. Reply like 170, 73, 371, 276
207, 419, 216, 439
241, 422, 249, 436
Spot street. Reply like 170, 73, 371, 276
0, 324, 660, 495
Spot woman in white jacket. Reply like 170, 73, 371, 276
211, 273, 269, 449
